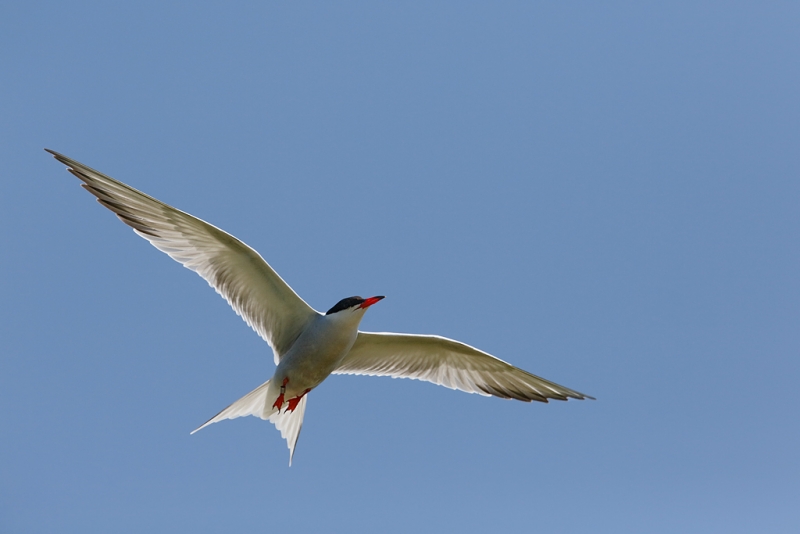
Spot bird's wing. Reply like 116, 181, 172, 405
333, 332, 593, 402
47, 149, 319, 360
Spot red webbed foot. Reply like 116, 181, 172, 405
273, 377, 290, 410
286, 389, 311, 413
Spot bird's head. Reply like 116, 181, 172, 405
325, 295, 385, 316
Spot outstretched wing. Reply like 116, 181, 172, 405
333, 332, 593, 402
47, 149, 319, 360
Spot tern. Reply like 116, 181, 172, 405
47, 149, 594, 464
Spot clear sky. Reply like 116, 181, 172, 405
2, 2, 798, 533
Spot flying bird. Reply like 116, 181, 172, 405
47, 149, 594, 464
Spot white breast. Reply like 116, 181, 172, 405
274, 310, 364, 396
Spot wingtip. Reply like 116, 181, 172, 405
44, 148, 69, 164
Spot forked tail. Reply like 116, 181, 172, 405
191, 379, 308, 465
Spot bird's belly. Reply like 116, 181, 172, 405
285, 354, 338, 390
276, 331, 355, 397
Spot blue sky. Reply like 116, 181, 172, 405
2, 2, 798, 532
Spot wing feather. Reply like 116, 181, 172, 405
333, 332, 593, 402
47, 149, 319, 360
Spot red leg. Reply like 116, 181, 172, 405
286, 389, 311, 413
272, 377, 290, 410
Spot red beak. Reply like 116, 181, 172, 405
359, 296, 385, 309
